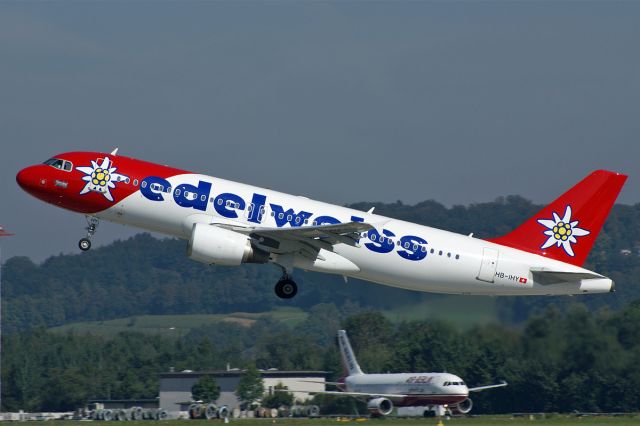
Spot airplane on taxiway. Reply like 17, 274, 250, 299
296, 330, 506, 417
16, 149, 626, 299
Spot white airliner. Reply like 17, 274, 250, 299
16, 150, 626, 299
301, 330, 506, 417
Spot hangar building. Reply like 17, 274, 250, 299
159, 369, 327, 412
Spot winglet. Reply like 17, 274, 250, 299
110, 147, 119, 156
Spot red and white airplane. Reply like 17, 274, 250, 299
16, 150, 626, 299
308, 330, 506, 417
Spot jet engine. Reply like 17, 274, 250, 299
187, 223, 269, 266
367, 398, 393, 416
451, 398, 473, 414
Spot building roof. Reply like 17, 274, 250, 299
88, 399, 158, 404
159, 370, 327, 379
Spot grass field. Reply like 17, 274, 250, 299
50, 295, 500, 337
50, 307, 309, 337
15, 416, 640, 426
382, 296, 498, 328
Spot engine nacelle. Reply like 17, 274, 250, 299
367, 398, 393, 417
451, 398, 473, 415
187, 223, 269, 266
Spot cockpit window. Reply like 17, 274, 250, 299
44, 158, 64, 169
43, 158, 73, 172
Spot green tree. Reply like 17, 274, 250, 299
235, 364, 264, 408
261, 382, 294, 408
191, 375, 221, 402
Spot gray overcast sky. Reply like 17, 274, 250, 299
1, 1, 639, 261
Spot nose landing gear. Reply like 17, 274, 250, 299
79, 217, 99, 251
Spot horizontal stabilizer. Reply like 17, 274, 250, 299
531, 267, 603, 285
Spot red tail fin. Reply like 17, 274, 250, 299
489, 170, 627, 266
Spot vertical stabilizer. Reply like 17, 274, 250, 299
338, 330, 364, 376
489, 170, 626, 266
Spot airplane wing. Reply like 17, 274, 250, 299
468, 381, 508, 392
530, 267, 603, 285
298, 380, 344, 386
289, 390, 408, 401
216, 221, 379, 254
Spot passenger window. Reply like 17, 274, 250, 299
278, 213, 284, 219
201, 195, 206, 202
430, 248, 435, 254
455, 254, 460, 260
133, 179, 139, 186
439, 251, 443, 256
404, 242, 410, 249
287, 215, 293, 221
141, 181, 147, 188
175, 189, 181, 196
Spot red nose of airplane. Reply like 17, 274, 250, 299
16, 165, 40, 193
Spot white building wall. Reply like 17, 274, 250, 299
159, 371, 326, 412
263, 376, 325, 403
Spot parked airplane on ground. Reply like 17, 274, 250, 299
300, 330, 506, 417
17, 150, 626, 299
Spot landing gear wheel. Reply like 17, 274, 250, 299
275, 279, 298, 299
79, 238, 92, 251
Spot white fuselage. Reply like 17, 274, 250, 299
97, 173, 612, 296
346, 372, 468, 406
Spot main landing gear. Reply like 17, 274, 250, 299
275, 273, 298, 299
79, 217, 99, 251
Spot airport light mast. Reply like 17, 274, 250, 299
0, 226, 14, 415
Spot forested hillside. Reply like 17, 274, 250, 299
3, 196, 640, 332
4, 303, 640, 413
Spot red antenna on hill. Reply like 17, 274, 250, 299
0, 226, 13, 415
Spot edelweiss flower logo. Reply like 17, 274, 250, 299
537, 206, 590, 257
76, 157, 129, 202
